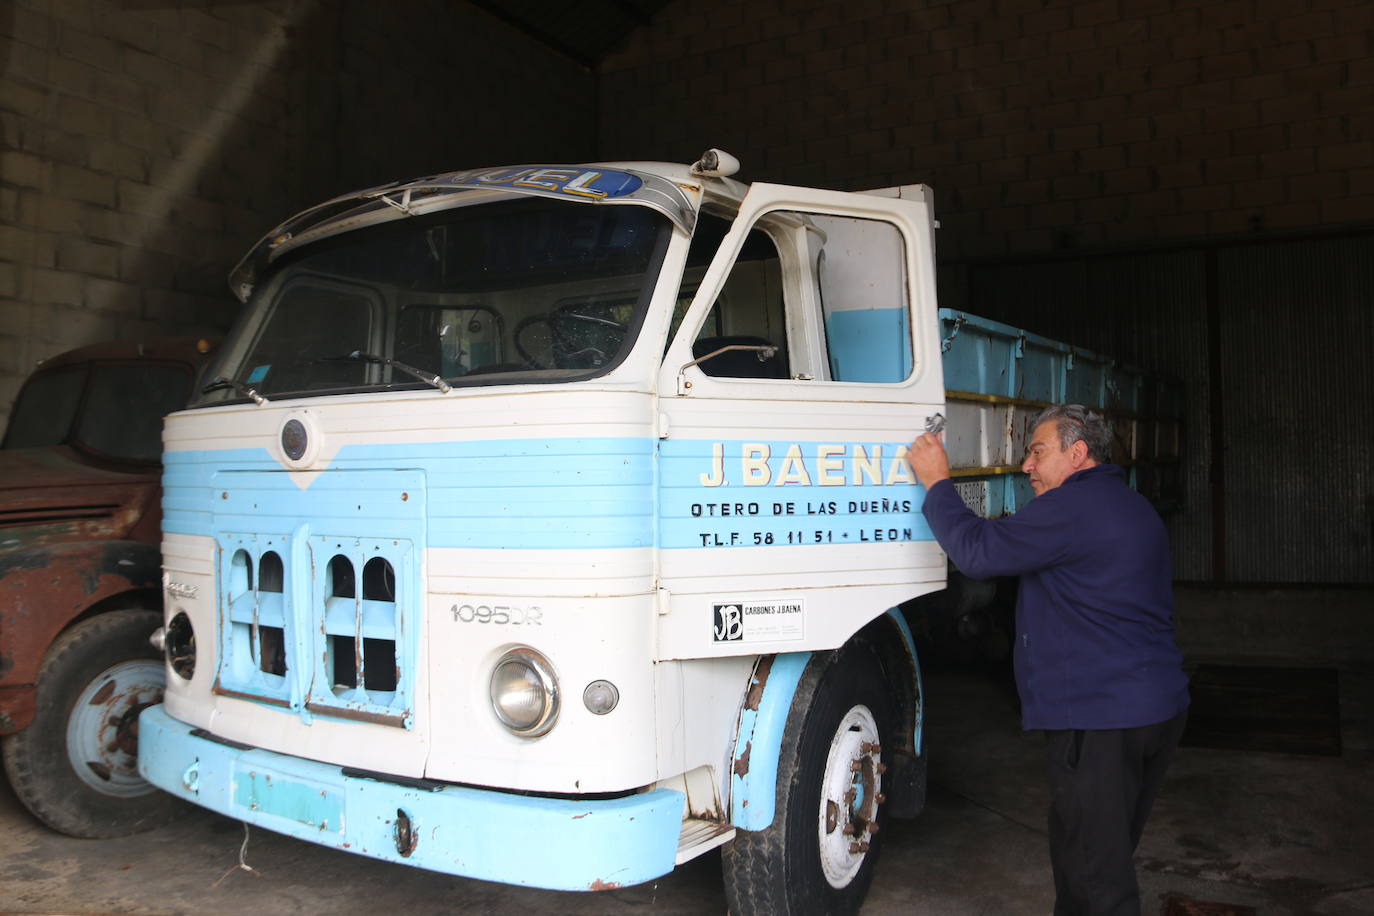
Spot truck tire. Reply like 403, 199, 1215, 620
722, 637, 897, 916
1, 609, 182, 837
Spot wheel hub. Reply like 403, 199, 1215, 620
817, 704, 885, 888
66, 659, 165, 798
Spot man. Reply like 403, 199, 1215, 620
907, 404, 1189, 916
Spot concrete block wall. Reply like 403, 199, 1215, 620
598, 0, 1374, 260
0, 0, 594, 428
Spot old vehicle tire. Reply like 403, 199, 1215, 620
722, 637, 897, 916
1, 609, 182, 837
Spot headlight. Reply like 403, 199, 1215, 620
165, 610, 196, 680
489, 647, 559, 737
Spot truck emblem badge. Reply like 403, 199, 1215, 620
162, 572, 199, 599
281, 419, 308, 461
713, 604, 744, 641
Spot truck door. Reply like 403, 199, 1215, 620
656, 184, 947, 660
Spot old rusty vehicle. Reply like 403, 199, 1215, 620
0, 336, 214, 837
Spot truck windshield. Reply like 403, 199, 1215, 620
194, 197, 673, 405
4, 362, 194, 463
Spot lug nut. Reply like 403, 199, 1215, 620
849, 840, 871, 854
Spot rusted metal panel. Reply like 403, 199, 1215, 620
0, 685, 36, 733
0, 470, 156, 550
0, 541, 162, 730
742, 653, 773, 712
0, 337, 215, 734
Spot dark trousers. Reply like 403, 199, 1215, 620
1043, 709, 1188, 916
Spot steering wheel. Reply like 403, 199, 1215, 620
514, 312, 629, 369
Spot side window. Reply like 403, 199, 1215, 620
3, 366, 86, 449
810, 213, 911, 384
676, 212, 789, 379
244, 278, 376, 396
676, 209, 911, 384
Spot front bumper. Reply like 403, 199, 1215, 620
138, 705, 686, 890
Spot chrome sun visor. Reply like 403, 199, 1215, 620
228, 165, 700, 302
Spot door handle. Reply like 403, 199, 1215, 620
924, 412, 945, 435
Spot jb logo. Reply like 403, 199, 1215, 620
713, 604, 744, 641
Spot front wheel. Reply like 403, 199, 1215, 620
2, 609, 184, 837
722, 638, 898, 916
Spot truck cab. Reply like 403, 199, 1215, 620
138, 153, 1174, 913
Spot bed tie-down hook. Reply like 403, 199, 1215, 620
940, 314, 965, 353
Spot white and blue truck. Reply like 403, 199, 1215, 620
138, 150, 1177, 914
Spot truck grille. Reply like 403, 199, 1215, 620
211, 469, 425, 728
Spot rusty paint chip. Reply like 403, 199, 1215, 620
733, 740, 752, 777
88, 680, 116, 705
744, 656, 775, 711
588, 879, 622, 891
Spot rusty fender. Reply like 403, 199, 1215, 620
0, 539, 162, 734
727, 652, 813, 830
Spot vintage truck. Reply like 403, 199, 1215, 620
0, 336, 214, 837
137, 152, 1176, 913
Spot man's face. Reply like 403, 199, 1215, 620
1022, 420, 1081, 496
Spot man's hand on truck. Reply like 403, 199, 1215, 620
906, 432, 951, 490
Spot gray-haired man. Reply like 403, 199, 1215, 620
909, 405, 1190, 915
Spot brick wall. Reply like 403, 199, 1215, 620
0, 0, 594, 426
599, 0, 1374, 260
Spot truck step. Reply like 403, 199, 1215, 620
675, 818, 736, 864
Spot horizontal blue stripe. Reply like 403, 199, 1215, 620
164, 440, 656, 550
658, 438, 931, 550
164, 437, 934, 550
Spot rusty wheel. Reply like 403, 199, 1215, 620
65, 657, 163, 797
2, 609, 183, 837
722, 636, 897, 916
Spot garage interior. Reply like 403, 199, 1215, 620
1, 0, 1371, 913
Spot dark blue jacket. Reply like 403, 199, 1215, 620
922, 464, 1189, 730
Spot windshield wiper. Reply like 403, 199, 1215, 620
323, 351, 452, 394
202, 376, 268, 405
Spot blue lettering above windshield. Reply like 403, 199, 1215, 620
441, 167, 643, 200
